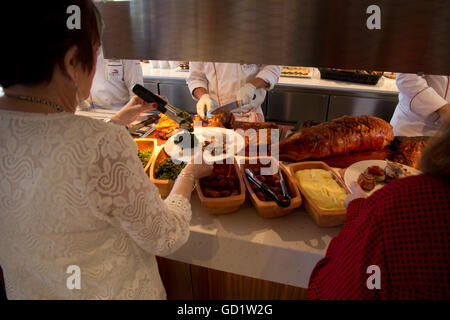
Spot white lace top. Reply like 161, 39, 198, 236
0, 110, 191, 299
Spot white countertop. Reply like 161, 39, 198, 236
142, 63, 399, 95
166, 193, 340, 289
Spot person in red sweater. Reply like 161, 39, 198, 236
308, 122, 450, 300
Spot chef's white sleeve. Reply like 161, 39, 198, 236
255, 65, 282, 91
186, 62, 209, 100
123, 60, 144, 98
397, 73, 448, 119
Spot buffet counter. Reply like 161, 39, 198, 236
166, 189, 340, 289
75, 108, 340, 290
141, 64, 399, 95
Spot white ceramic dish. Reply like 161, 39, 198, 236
164, 127, 245, 164
344, 160, 422, 195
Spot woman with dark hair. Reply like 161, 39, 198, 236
0, 1, 212, 299
308, 122, 450, 299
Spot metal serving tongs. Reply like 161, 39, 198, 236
132, 84, 193, 132
278, 167, 292, 202
244, 168, 291, 208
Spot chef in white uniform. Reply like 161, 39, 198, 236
187, 62, 282, 122
89, 50, 144, 110
390, 73, 450, 136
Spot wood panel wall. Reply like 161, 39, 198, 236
156, 257, 307, 300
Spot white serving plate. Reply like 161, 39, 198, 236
344, 160, 421, 195
164, 127, 245, 164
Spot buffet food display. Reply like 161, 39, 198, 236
138, 149, 153, 168
344, 159, 422, 196
139, 111, 425, 226
154, 114, 179, 140
288, 161, 349, 227
241, 157, 302, 218
135, 138, 156, 173
294, 169, 347, 211
149, 147, 185, 197
389, 136, 429, 169
154, 157, 186, 180
279, 115, 395, 162
196, 163, 246, 214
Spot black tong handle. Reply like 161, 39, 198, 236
278, 167, 291, 200
244, 169, 291, 208
132, 84, 167, 113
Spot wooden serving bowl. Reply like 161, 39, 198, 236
288, 161, 350, 227
149, 147, 179, 197
135, 138, 157, 174
196, 162, 246, 215
240, 157, 302, 218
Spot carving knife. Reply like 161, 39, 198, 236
210, 94, 256, 115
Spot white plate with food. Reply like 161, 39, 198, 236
344, 160, 422, 195
164, 127, 245, 163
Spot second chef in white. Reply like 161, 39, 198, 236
390, 73, 449, 136
187, 62, 282, 122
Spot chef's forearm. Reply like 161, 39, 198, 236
192, 87, 208, 100
249, 77, 269, 89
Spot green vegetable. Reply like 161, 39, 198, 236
155, 157, 186, 180
138, 149, 153, 168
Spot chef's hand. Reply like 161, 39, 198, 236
110, 96, 156, 126
196, 93, 213, 120
236, 83, 256, 105
344, 181, 368, 209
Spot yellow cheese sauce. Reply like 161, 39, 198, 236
295, 169, 347, 210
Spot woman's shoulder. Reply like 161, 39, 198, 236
371, 175, 446, 198
380, 174, 447, 193
368, 174, 449, 213
71, 114, 135, 148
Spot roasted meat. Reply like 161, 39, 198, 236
389, 136, 429, 169
384, 160, 409, 183
200, 164, 240, 198
357, 172, 377, 191
233, 121, 279, 157
365, 165, 385, 182
208, 111, 235, 129
279, 115, 395, 162
193, 111, 235, 129
154, 114, 179, 140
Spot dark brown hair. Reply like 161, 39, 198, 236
0, 0, 102, 88
420, 120, 450, 179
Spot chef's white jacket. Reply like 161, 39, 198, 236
390, 73, 449, 136
89, 51, 144, 110
187, 62, 282, 121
